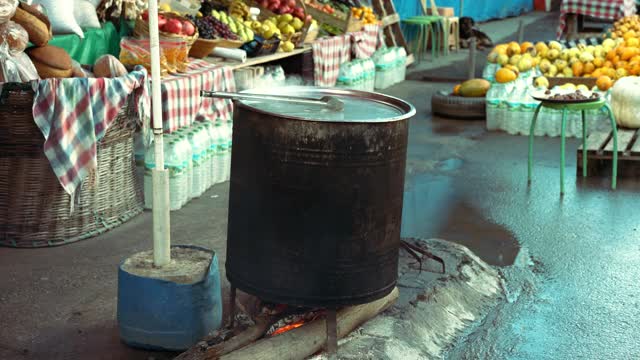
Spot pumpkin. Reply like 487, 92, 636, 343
611, 76, 640, 128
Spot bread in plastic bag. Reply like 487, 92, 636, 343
119, 37, 169, 77
0, 21, 29, 55
0, 0, 18, 25
12, 52, 39, 81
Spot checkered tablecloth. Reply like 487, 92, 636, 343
557, 0, 637, 39
312, 35, 352, 87
159, 59, 236, 132
312, 26, 382, 87
351, 24, 381, 59
31, 66, 150, 202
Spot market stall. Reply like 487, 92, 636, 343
392, 0, 532, 22
557, 0, 636, 40
0, 0, 411, 247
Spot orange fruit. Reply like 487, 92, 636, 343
453, 84, 462, 95
596, 75, 613, 91
621, 47, 638, 61
520, 41, 534, 54
606, 49, 617, 61
572, 62, 584, 77
584, 62, 596, 74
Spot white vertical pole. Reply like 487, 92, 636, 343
148, 0, 171, 267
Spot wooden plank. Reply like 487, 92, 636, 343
382, 13, 400, 26
579, 131, 611, 153
204, 46, 311, 70
630, 131, 640, 154
604, 129, 637, 154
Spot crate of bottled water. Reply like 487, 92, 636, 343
373, 48, 397, 90
143, 119, 233, 211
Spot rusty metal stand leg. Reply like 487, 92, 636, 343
326, 308, 338, 360
229, 286, 237, 328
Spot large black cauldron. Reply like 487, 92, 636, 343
225, 87, 415, 307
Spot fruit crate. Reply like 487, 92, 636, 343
241, 35, 281, 57
547, 77, 597, 89
304, 1, 363, 35
249, 0, 314, 48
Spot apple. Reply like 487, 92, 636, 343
305, 14, 313, 23
269, 0, 281, 8
259, 0, 268, 7
158, 15, 167, 28
182, 20, 195, 36
281, 6, 291, 14
164, 18, 183, 34
287, 0, 296, 7
141, 10, 149, 21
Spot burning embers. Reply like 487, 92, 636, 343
267, 308, 325, 337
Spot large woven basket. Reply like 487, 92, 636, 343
0, 83, 144, 248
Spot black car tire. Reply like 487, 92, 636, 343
431, 91, 486, 120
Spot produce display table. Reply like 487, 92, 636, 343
205, 46, 311, 70
158, 59, 236, 133
557, 0, 636, 39
312, 24, 381, 86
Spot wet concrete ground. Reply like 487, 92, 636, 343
2, 11, 640, 360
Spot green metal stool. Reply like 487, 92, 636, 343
527, 98, 618, 195
401, 16, 444, 62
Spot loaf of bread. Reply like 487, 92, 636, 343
93, 55, 128, 78
11, 2, 52, 46
26, 45, 73, 78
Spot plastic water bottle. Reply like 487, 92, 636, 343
204, 122, 218, 187
336, 62, 354, 90
165, 140, 186, 211
397, 47, 407, 84
200, 122, 214, 189
185, 128, 203, 198
505, 87, 522, 135
352, 60, 364, 91
177, 133, 193, 202
485, 84, 501, 130
216, 121, 232, 183
482, 63, 498, 82
212, 122, 225, 185
362, 58, 375, 91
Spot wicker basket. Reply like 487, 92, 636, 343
0, 83, 144, 248
133, 12, 199, 46
189, 38, 244, 58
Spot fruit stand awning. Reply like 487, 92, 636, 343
393, 0, 532, 22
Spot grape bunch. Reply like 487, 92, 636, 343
188, 15, 239, 40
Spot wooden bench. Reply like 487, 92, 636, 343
577, 129, 640, 177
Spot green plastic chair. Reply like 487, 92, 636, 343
402, 16, 445, 62
527, 98, 618, 195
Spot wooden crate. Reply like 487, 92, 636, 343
577, 129, 640, 177
548, 77, 597, 89
304, 3, 363, 34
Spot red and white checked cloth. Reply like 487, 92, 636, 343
557, 0, 637, 39
350, 24, 381, 59
31, 66, 150, 200
159, 59, 236, 132
312, 34, 352, 87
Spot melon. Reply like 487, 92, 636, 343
458, 79, 491, 97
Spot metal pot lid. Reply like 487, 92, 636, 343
236, 86, 416, 123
